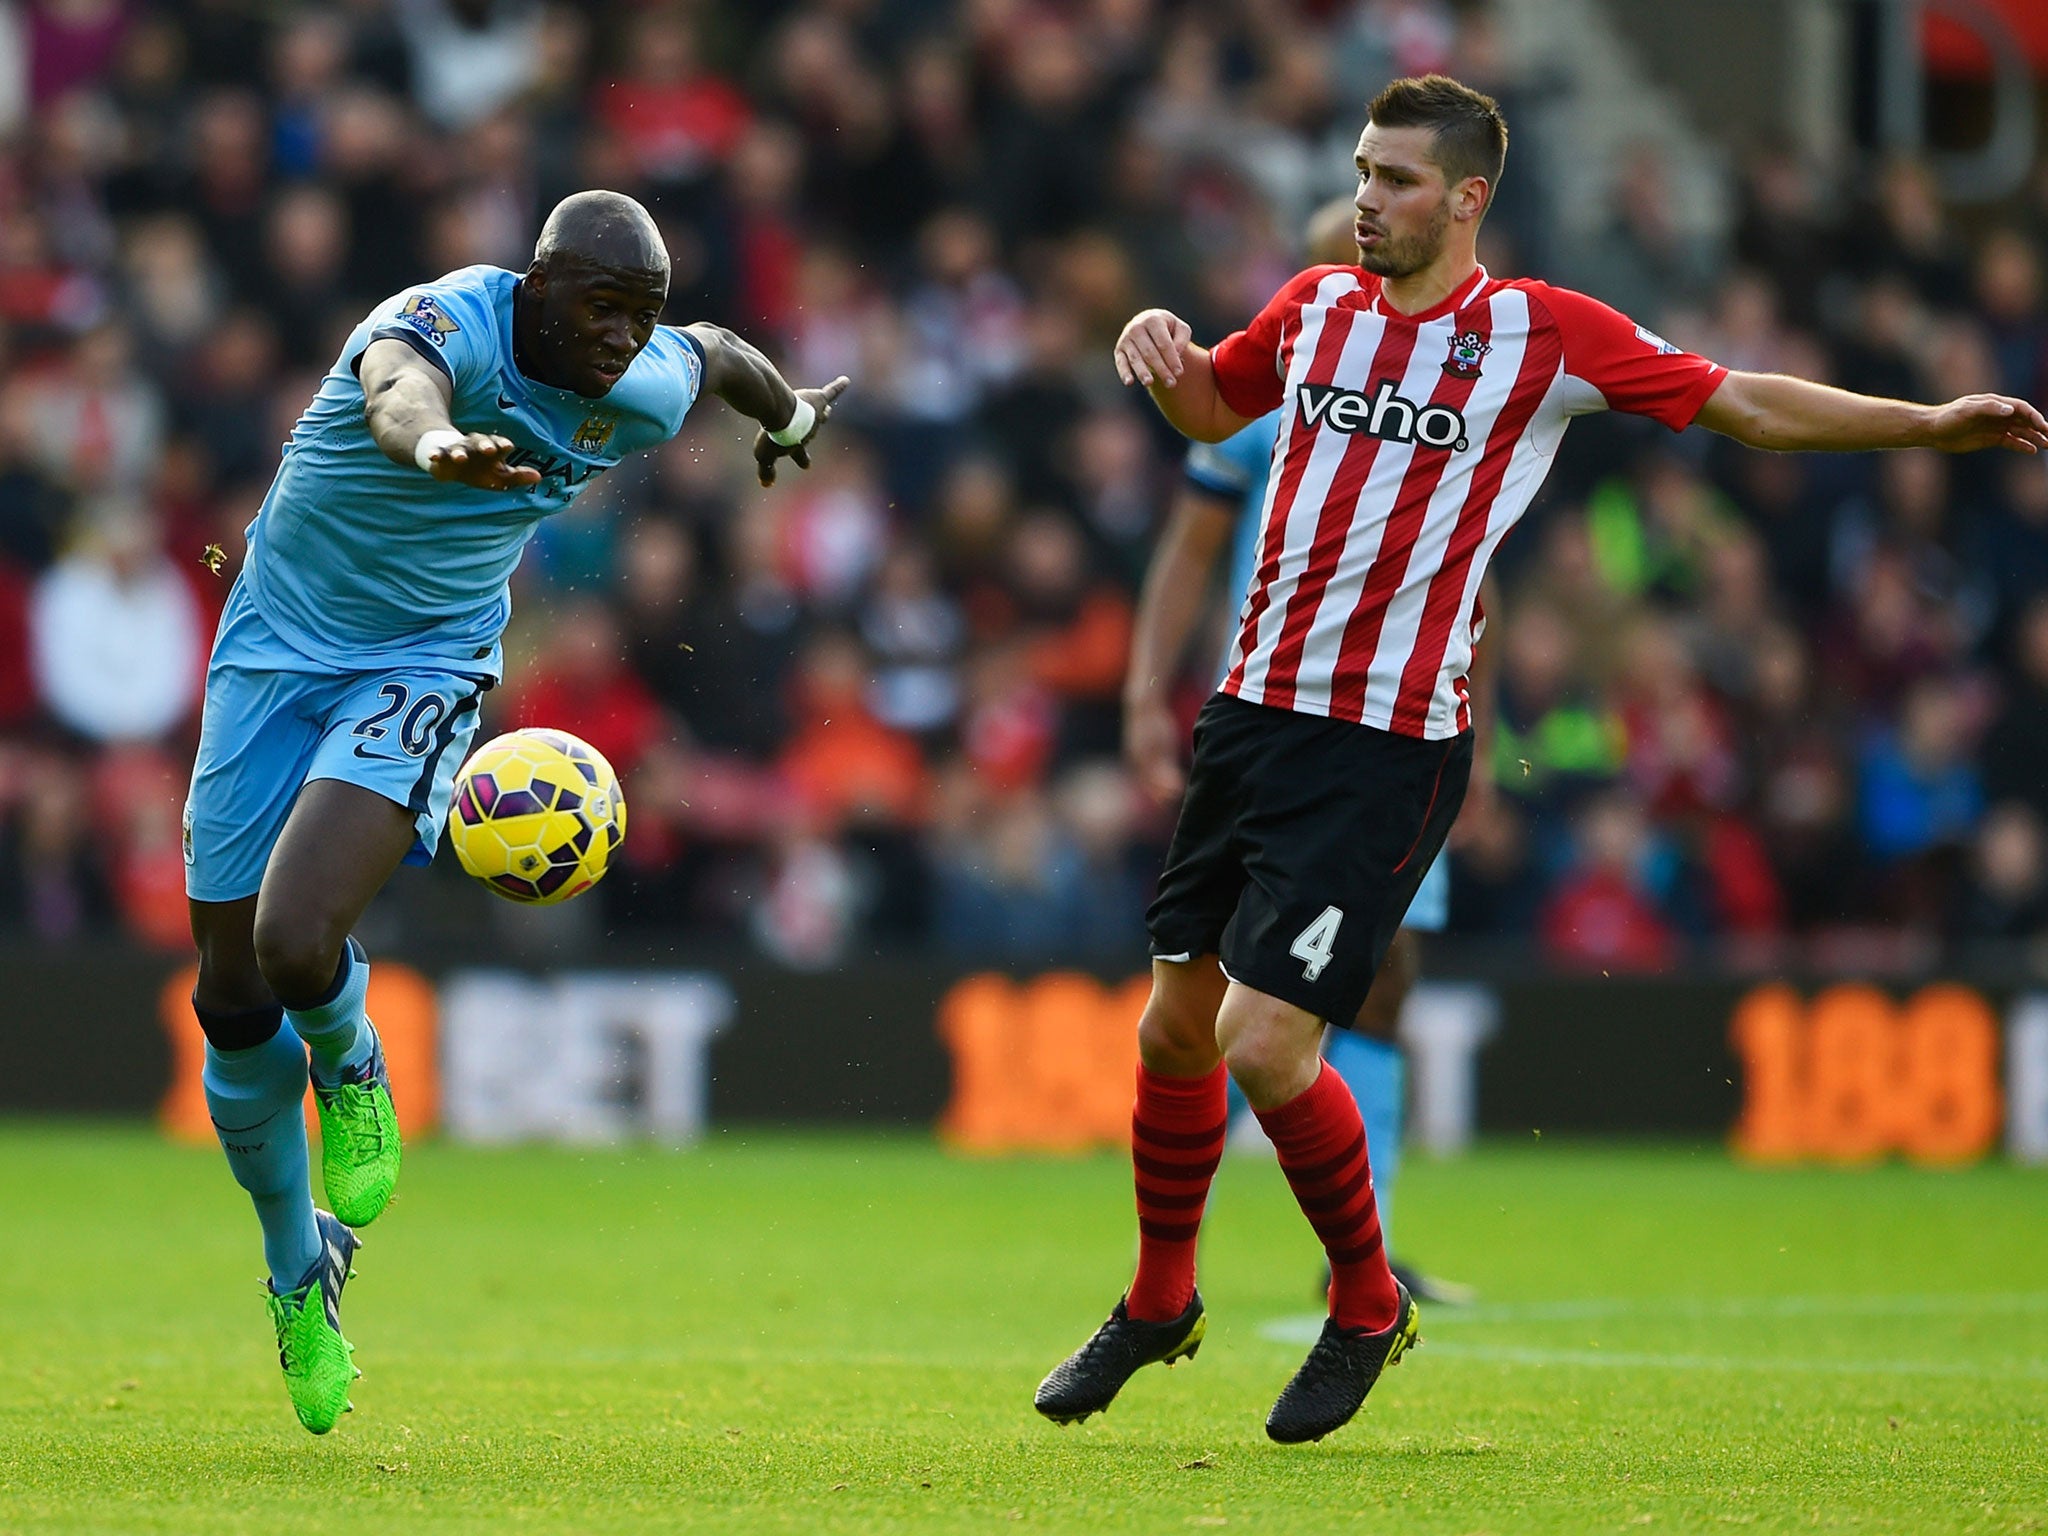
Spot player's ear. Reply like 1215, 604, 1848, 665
1455, 176, 1490, 223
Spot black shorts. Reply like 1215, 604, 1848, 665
1146, 692, 1472, 1027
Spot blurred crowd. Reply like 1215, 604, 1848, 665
4, 0, 2048, 974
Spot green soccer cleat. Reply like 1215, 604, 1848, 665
313, 1038, 400, 1228
266, 1211, 362, 1435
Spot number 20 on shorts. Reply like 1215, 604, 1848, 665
1729, 983, 2002, 1166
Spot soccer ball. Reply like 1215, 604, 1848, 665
447, 728, 626, 904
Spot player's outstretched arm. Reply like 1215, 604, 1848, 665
1125, 487, 1236, 804
1694, 370, 2048, 456
683, 323, 849, 487
358, 339, 542, 490
1114, 310, 1254, 444
1450, 572, 1504, 849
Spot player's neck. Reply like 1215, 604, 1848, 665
1376, 252, 1482, 319
510, 281, 568, 392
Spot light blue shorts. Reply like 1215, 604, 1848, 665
1402, 852, 1450, 934
183, 581, 490, 903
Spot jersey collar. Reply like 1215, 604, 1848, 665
1367, 263, 1491, 323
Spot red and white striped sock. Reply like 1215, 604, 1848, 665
1125, 1062, 1228, 1322
1255, 1061, 1399, 1332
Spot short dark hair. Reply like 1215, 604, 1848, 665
1367, 74, 1508, 202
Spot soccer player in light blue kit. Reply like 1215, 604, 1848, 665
184, 191, 847, 1433
1122, 198, 1482, 1305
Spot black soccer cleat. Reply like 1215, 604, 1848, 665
1265, 1280, 1420, 1444
1034, 1290, 1207, 1424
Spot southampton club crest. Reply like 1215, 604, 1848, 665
571, 415, 617, 456
397, 293, 460, 347
1442, 330, 1490, 380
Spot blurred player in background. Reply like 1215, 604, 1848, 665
184, 190, 846, 1434
1125, 195, 1488, 1308
1041, 74, 2047, 1445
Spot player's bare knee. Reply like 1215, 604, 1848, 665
190, 899, 271, 1013
1137, 999, 1217, 1073
1216, 991, 1323, 1110
194, 955, 272, 1015
1220, 1026, 1316, 1110
193, 934, 267, 1009
1136, 957, 1226, 1073
250, 911, 344, 1011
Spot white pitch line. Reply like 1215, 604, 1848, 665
1258, 1293, 2048, 1381
1396, 1339, 2048, 1381
1310, 1292, 2048, 1327
399, 1341, 1055, 1373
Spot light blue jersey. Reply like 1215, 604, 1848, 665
244, 264, 705, 679
1182, 414, 1450, 933
1183, 410, 1283, 648
186, 266, 706, 902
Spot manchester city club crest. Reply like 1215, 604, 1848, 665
1442, 330, 1490, 380
571, 415, 617, 456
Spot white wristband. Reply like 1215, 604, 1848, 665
414, 429, 464, 472
767, 397, 816, 447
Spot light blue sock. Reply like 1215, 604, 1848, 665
1225, 1071, 1251, 1125
288, 937, 375, 1086
1324, 1032, 1405, 1249
203, 1025, 321, 1289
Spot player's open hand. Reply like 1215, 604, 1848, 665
1926, 394, 2048, 455
425, 434, 542, 489
1124, 696, 1186, 806
1114, 309, 1193, 389
754, 376, 850, 487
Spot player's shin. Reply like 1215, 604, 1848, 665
197, 1001, 321, 1287
1253, 1060, 1400, 1331
1127, 1062, 1228, 1321
288, 937, 374, 1083
1322, 1031, 1404, 1245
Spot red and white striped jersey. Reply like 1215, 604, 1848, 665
1208, 263, 1727, 739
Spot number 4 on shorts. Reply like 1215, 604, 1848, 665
1290, 906, 1344, 982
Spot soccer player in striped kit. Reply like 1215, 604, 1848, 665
1037, 74, 2048, 1444
1125, 194, 1486, 1309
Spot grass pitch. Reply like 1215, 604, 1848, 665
1, 1126, 2044, 1535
